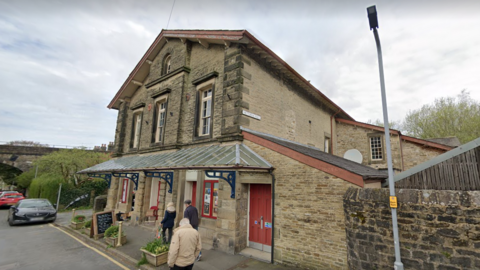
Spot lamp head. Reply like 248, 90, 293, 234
367, 5, 378, 30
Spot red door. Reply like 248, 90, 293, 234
192, 182, 197, 207
249, 184, 272, 251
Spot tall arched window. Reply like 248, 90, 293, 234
162, 54, 171, 75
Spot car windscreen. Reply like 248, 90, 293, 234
18, 200, 52, 208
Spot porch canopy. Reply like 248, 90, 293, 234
78, 143, 272, 174
77, 143, 272, 198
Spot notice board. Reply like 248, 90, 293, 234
93, 210, 116, 239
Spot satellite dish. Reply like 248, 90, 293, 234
344, 149, 363, 164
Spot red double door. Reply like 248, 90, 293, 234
249, 184, 272, 252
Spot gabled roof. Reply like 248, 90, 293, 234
335, 118, 453, 151
78, 143, 272, 174
108, 29, 353, 121
241, 128, 388, 187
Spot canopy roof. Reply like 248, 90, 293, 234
78, 143, 272, 174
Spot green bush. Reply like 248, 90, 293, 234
84, 220, 92, 228
28, 173, 65, 203
104, 225, 125, 239
72, 215, 86, 223
142, 238, 169, 254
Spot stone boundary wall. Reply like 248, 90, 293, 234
344, 188, 480, 270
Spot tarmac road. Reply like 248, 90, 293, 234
0, 209, 133, 270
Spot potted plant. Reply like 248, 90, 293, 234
104, 225, 127, 247
140, 238, 169, 266
70, 215, 86, 230
83, 219, 92, 235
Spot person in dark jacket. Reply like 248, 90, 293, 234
161, 202, 176, 243
183, 199, 201, 261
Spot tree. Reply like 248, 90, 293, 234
0, 163, 23, 185
7, 140, 49, 147
33, 149, 111, 186
367, 119, 403, 131
403, 90, 480, 144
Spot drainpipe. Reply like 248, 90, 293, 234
399, 132, 405, 171
330, 110, 342, 154
269, 169, 276, 264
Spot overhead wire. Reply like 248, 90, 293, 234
166, 0, 176, 29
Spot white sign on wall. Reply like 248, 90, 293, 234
242, 110, 261, 120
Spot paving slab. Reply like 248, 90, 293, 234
55, 209, 292, 270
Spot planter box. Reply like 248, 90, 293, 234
140, 249, 168, 266
70, 222, 85, 230
105, 235, 127, 247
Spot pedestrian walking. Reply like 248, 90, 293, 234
160, 202, 176, 243
183, 199, 201, 261
168, 218, 202, 270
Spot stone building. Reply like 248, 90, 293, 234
335, 118, 453, 172
79, 29, 451, 269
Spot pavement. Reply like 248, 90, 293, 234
56, 209, 291, 270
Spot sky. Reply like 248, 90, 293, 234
1, 0, 480, 148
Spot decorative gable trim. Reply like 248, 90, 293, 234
192, 71, 219, 85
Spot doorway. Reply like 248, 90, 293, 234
248, 184, 272, 252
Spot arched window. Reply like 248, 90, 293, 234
162, 54, 171, 75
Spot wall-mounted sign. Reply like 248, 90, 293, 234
242, 110, 261, 120
265, 222, 272, 228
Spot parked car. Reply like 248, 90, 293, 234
0, 191, 22, 198
0, 195, 25, 208
7, 199, 57, 226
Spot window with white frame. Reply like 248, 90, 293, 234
162, 54, 171, 75
132, 112, 142, 148
199, 87, 212, 136
154, 98, 168, 143
369, 136, 383, 160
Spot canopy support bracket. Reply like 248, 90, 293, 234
144, 171, 174, 194
112, 172, 139, 190
205, 170, 236, 198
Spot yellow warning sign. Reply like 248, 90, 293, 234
390, 196, 398, 208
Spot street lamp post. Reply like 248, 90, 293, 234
367, 5, 404, 270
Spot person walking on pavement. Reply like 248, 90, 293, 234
183, 199, 201, 261
160, 202, 176, 243
168, 218, 202, 270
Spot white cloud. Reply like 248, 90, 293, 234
1, 0, 480, 147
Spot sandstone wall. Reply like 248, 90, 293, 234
245, 140, 356, 269
344, 188, 480, 270
242, 48, 334, 150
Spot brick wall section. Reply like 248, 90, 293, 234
245, 140, 356, 270
344, 188, 480, 270
180, 42, 226, 144
401, 140, 444, 170
335, 121, 403, 170
242, 47, 334, 149
335, 122, 447, 172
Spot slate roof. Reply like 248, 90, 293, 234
241, 128, 388, 180
426, 137, 461, 148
